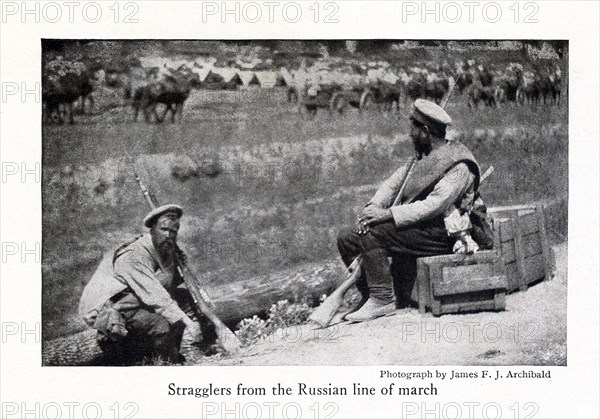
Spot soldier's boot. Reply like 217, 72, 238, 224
345, 298, 396, 323
179, 320, 204, 364
345, 249, 396, 323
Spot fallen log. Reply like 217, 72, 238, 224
42, 260, 345, 365
43, 329, 104, 366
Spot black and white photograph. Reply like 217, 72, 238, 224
2, 1, 599, 418
41, 39, 568, 367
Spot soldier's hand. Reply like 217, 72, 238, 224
453, 234, 479, 254
359, 207, 393, 227
355, 217, 370, 235
183, 318, 202, 343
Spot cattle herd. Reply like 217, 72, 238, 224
43, 59, 95, 124
42, 55, 563, 124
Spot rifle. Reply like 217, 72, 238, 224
131, 165, 241, 354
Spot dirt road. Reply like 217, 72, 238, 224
204, 243, 567, 366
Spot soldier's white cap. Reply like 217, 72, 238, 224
144, 204, 183, 228
410, 99, 452, 130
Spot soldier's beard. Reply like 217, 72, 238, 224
156, 240, 176, 260
412, 134, 432, 159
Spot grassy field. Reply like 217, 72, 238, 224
42, 86, 568, 340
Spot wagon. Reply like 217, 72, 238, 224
300, 83, 375, 116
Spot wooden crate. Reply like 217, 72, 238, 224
488, 205, 555, 292
415, 251, 507, 316
393, 205, 553, 315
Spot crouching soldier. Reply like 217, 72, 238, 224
79, 204, 203, 364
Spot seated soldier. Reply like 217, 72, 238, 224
79, 204, 203, 363
337, 99, 480, 323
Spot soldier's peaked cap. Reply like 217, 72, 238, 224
410, 99, 452, 129
143, 204, 183, 228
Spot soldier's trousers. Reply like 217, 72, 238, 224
107, 288, 200, 363
337, 217, 454, 304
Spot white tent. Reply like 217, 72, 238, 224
253, 71, 284, 88
239, 71, 259, 86
189, 65, 213, 83
278, 68, 295, 87
211, 67, 242, 84
206, 67, 243, 88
